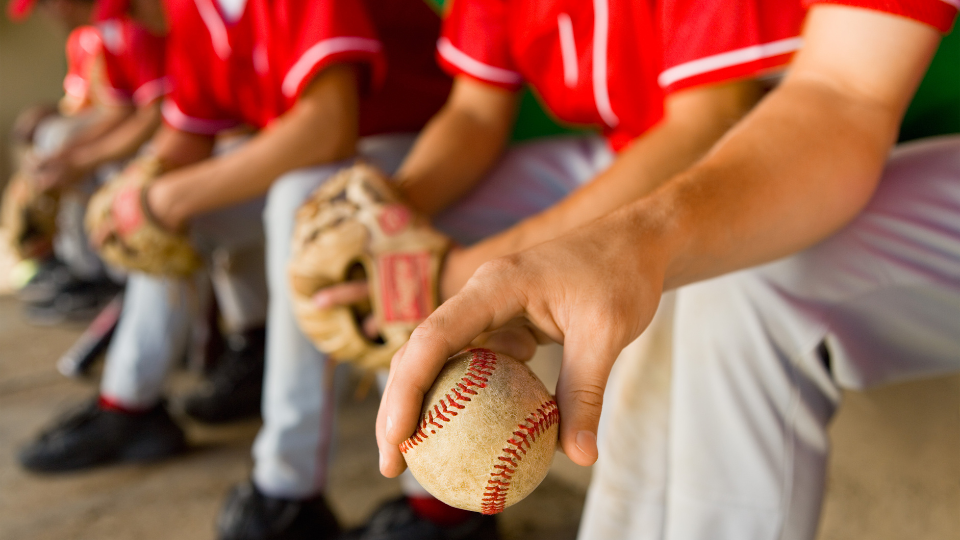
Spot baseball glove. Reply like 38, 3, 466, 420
85, 156, 202, 277
289, 164, 450, 371
1, 161, 60, 259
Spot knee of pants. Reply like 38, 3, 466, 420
263, 163, 350, 243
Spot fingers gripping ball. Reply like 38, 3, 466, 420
1, 167, 60, 259
289, 164, 450, 371
400, 349, 560, 514
84, 156, 202, 277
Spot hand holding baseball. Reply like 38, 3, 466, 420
400, 348, 559, 514
377, 214, 667, 475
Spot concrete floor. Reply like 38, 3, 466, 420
1, 294, 958, 539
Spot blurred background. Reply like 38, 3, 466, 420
1, 11, 959, 540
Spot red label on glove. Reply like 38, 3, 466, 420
378, 252, 431, 323
378, 204, 412, 236
112, 186, 144, 237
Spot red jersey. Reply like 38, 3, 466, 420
162, 0, 451, 136
97, 18, 168, 106
803, 0, 957, 31
439, 0, 805, 151
63, 26, 103, 113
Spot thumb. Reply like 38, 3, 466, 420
553, 330, 621, 466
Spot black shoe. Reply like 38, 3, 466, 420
16, 257, 74, 305
183, 327, 265, 424
18, 398, 186, 473
340, 498, 500, 540
217, 481, 340, 540
22, 277, 122, 326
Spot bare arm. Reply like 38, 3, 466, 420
68, 100, 162, 173
395, 76, 520, 216
377, 5, 943, 473
441, 79, 764, 295
147, 64, 360, 229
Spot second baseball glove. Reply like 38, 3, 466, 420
289, 164, 450, 371
1, 162, 60, 259
85, 156, 202, 277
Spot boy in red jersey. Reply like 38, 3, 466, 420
379, 1, 960, 539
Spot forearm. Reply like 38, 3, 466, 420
150, 66, 359, 225
454, 81, 764, 280
395, 78, 518, 216
64, 106, 131, 147
633, 79, 903, 290
70, 103, 162, 171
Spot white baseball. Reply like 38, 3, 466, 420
400, 348, 559, 514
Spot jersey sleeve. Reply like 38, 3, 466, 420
803, 0, 957, 32
658, 0, 807, 93
275, 0, 387, 102
99, 20, 168, 107
436, 0, 523, 90
161, 3, 241, 135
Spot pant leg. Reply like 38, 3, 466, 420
99, 272, 197, 408
253, 134, 416, 499
578, 293, 675, 540
99, 194, 267, 409
665, 135, 960, 540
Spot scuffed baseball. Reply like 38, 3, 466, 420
400, 349, 559, 514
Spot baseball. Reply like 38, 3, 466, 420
400, 348, 559, 514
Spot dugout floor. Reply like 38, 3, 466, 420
0, 294, 957, 540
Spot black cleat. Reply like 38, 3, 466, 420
22, 277, 122, 326
17, 257, 75, 305
183, 327, 265, 424
340, 498, 500, 540
217, 481, 340, 540
18, 398, 186, 473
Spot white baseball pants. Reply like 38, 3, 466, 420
253, 133, 613, 498
583, 135, 960, 540
98, 136, 268, 408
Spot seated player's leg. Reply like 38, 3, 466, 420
18, 272, 193, 472
183, 196, 269, 424
578, 293, 675, 540
664, 135, 960, 540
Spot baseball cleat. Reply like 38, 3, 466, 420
339, 497, 500, 540
182, 327, 265, 424
18, 397, 186, 472
216, 481, 340, 540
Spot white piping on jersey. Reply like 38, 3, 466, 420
162, 101, 240, 135
133, 77, 169, 106
195, 0, 232, 61
940, 0, 960, 9
557, 13, 579, 88
591, 0, 618, 127
282, 37, 382, 98
215, 0, 246, 23
437, 37, 523, 86
658, 36, 802, 89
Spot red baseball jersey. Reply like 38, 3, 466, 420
97, 18, 168, 106
803, 0, 957, 31
162, 0, 451, 136
439, 0, 806, 151
63, 26, 102, 111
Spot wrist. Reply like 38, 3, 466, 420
145, 180, 188, 232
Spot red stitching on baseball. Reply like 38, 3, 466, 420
399, 349, 497, 453
480, 399, 560, 515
